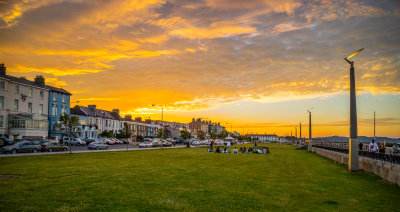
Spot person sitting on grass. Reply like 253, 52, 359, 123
247, 147, 253, 154
233, 147, 238, 153
257, 149, 263, 154
243, 147, 246, 153
215, 147, 221, 153
239, 147, 243, 153
208, 147, 213, 152
223, 147, 228, 153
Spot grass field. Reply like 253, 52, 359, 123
1, 144, 399, 211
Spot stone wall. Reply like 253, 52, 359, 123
312, 147, 400, 186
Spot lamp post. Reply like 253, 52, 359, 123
152, 104, 164, 148
308, 110, 312, 152
345, 48, 364, 172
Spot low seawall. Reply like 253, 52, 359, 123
312, 147, 400, 186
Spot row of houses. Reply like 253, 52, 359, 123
0, 64, 229, 140
70, 105, 163, 139
0, 64, 70, 139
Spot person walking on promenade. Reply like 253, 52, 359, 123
358, 142, 363, 151
369, 139, 378, 152
392, 143, 399, 154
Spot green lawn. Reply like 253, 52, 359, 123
0, 144, 399, 211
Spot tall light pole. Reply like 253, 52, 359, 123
374, 111, 376, 140
345, 48, 364, 172
308, 110, 312, 152
152, 104, 164, 143
299, 122, 302, 145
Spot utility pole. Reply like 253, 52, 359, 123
345, 48, 363, 172
308, 110, 312, 152
374, 111, 376, 140
299, 122, 302, 145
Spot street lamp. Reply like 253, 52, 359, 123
152, 104, 164, 143
345, 48, 364, 172
308, 110, 312, 152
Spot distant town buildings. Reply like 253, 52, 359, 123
189, 118, 226, 138
249, 134, 279, 142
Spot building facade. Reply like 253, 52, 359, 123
48, 87, 71, 139
0, 64, 49, 139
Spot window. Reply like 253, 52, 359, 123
39, 104, 43, 115
0, 81, 5, 90
40, 91, 44, 100
62, 95, 65, 103
52, 105, 57, 116
28, 102, 32, 113
0, 115, 3, 127
53, 94, 56, 102
15, 85, 19, 94
0, 96, 4, 109
28, 88, 33, 97
61, 105, 66, 114
14, 99, 19, 111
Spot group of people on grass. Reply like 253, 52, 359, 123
207, 141, 270, 154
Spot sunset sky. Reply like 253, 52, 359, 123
0, 0, 399, 137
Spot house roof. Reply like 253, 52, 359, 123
0, 74, 71, 95
71, 105, 120, 120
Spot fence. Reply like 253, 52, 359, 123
312, 142, 400, 165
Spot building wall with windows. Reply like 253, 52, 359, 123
0, 65, 50, 139
48, 90, 71, 139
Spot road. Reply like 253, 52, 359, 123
0, 143, 195, 158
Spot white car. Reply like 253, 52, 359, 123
139, 142, 152, 148
64, 138, 86, 146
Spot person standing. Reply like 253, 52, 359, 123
254, 141, 257, 151
358, 142, 363, 151
227, 141, 231, 153
210, 140, 214, 151
369, 139, 378, 152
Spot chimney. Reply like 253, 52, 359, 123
88, 105, 96, 110
0, 63, 6, 75
135, 117, 142, 122
125, 115, 132, 121
112, 109, 119, 115
34, 75, 45, 86
20, 76, 26, 80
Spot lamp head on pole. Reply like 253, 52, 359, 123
345, 48, 364, 66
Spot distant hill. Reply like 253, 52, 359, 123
315, 136, 400, 143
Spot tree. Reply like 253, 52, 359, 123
116, 122, 131, 138
198, 131, 206, 140
100, 130, 114, 137
210, 132, 218, 139
217, 131, 228, 139
58, 113, 79, 154
180, 129, 190, 140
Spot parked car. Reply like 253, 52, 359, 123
0, 138, 14, 147
85, 138, 96, 144
1, 141, 41, 154
139, 142, 152, 148
65, 138, 86, 146
162, 141, 172, 147
152, 141, 162, 147
104, 139, 115, 145
88, 142, 109, 150
41, 142, 69, 152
